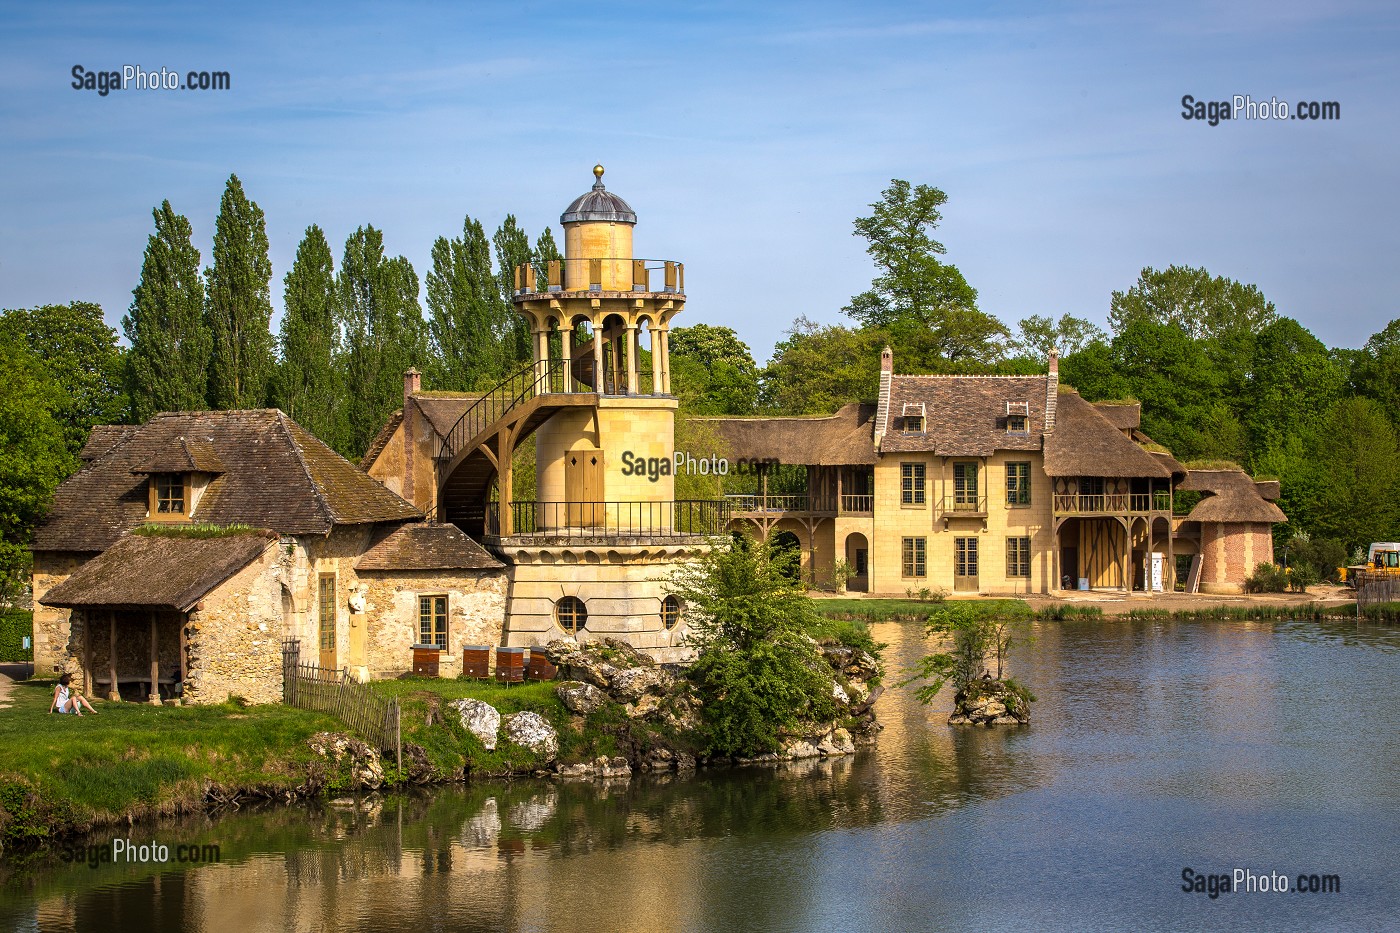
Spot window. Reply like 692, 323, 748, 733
955, 538, 979, 577
419, 595, 448, 648
900, 462, 926, 506
953, 462, 979, 508
905, 415, 925, 433
1006, 414, 1028, 434
556, 596, 588, 634
153, 474, 186, 514
1006, 537, 1031, 577
661, 595, 682, 630
318, 574, 336, 652
902, 537, 926, 577
1006, 462, 1031, 507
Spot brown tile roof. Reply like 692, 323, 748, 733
35, 410, 421, 553
1043, 392, 1172, 478
355, 523, 503, 571
131, 436, 225, 474
1093, 402, 1141, 431
80, 425, 140, 461
412, 394, 477, 439
881, 375, 1048, 456
40, 530, 277, 611
1181, 469, 1287, 524
360, 409, 402, 471
699, 403, 878, 466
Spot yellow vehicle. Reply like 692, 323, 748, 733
1340, 542, 1400, 586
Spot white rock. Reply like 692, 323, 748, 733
502, 711, 559, 761
448, 698, 501, 751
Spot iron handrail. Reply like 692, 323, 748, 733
437, 358, 566, 463
487, 500, 732, 539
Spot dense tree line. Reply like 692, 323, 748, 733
4, 173, 1400, 597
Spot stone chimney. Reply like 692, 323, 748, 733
1044, 348, 1059, 434
404, 368, 421, 404
874, 346, 894, 450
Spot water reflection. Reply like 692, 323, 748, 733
4, 618, 1397, 932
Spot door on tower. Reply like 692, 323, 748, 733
566, 446, 604, 527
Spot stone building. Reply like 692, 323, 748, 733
705, 347, 1283, 596
363, 166, 715, 660
33, 410, 507, 703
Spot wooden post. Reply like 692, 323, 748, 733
177, 615, 188, 704
149, 612, 161, 705
108, 611, 119, 702
82, 612, 93, 696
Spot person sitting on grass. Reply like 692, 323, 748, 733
50, 673, 98, 716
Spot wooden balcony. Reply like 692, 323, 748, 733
937, 495, 988, 518
1053, 492, 1172, 516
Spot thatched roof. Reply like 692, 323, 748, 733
699, 403, 877, 466
1043, 393, 1171, 478
41, 531, 276, 612
412, 394, 478, 439
1093, 402, 1141, 431
882, 375, 1048, 456
1182, 469, 1287, 524
36, 410, 421, 553
356, 523, 503, 572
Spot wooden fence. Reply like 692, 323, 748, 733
1354, 572, 1400, 609
282, 639, 401, 771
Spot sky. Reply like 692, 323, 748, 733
1, 0, 1397, 362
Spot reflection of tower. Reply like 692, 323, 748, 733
498, 166, 703, 658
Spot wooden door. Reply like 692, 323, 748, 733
954, 537, 979, 591
566, 447, 604, 526
317, 573, 337, 669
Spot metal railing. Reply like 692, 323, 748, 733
514, 258, 685, 295
938, 495, 989, 515
282, 640, 401, 769
1054, 492, 1172, 514
486, 500, 731, 539
598, 365, 656, 396
437, 358, 566, 464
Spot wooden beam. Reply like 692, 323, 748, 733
108, 611, 119, 702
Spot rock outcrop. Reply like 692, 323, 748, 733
502, 711, 559, 761
447, 698, 502, 750
947, 678, 1031, 726
308, 732, 385, 790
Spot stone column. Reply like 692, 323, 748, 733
592, 317, 605, 394
655, 325, 670, 394
626, 323, 639, 395
561, 321, 573, 392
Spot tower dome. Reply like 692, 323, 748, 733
560, 165, 637, 225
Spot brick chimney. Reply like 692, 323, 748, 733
404, 368, 421, 404
874, 346, 894, 450
1044, 348, 1059, 434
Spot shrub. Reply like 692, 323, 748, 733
1244, 562, 1289, 593
905, 601, 1035, 706
671, 534, 839, 757
1288, 561, 1319, 592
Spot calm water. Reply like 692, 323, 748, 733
2, 619, 1398, 932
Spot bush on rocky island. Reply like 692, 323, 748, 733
906, 601, 1035, 726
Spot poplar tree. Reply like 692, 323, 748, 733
427, 215, 502, 391
124, 201, 210, 422
492, 216, 534, 369
205, 174, 275, 409
336, 226, 426, 458
273, 225, 340, 443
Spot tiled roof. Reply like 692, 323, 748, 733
1043, 392, 1172, 478
412, 394, 478, 439
131, 436, 225, 474
356, 523, 503, 572
80, 425, 139, 461
360, 410, 402, 471
700, 403, 878, 466
40, 530, 276, 611
880, 375, 1048, 456
35, 410, 420, 553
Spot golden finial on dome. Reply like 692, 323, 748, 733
593, 163, 605, 180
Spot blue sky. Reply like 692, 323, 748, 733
1, 0, 1396, 361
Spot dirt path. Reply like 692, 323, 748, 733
0, 662, 32, 709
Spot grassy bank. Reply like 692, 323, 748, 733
0, 676, 341, 848
812, 597, 1372, 623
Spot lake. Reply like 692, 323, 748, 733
2, 618, 1397, 932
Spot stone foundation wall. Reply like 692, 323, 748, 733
30, 551, 90, 676
357, 570, 508, 679
184, 543, 284, 705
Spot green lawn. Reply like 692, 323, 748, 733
0, 675, 340, 845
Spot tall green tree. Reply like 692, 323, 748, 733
335, 226, 426, 458
124, 200, 210, 422
1350, 317, 1400, 418
760, 318, 888, 414
1304, 398, 1400, 550
0, 343, 75, 600
491, 216, 534, 371
1013, 313, 1105, 361
1108, 265, 1277, 341
205, 174, 275, 409
428, 215, 504, 391
845, 179, 1007, 368
273, 225, 340, 444
1243, 318, 1344, 457
0, 302, 127, 454
669, 324, 760, 414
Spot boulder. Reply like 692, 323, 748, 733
610, 666, 670, 702
782, 738, 822, 760
555, 681, 609, 716
832, 681, 850, 705
447, 698, 501, 751
602, 637, 657, 668
502, 711, 559, 761
542, 640, 620, 690
949, 680, 1030, 726
624, 693, 664, 719
309, 731, 385, 790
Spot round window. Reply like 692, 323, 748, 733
661, 595, 682, 631
556, 596, 588, 634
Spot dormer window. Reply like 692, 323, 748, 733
1006, 401, 1030, 434
902, 402, 926, 433
150, 474, 188, 517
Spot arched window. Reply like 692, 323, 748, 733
556, 596, 588, 634
661, 595, 682, 630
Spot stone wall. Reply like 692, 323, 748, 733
30, 551, 90, 676
1199, 521, 1274, 595
184, 544, 285, 705
356, 570, 508, 679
